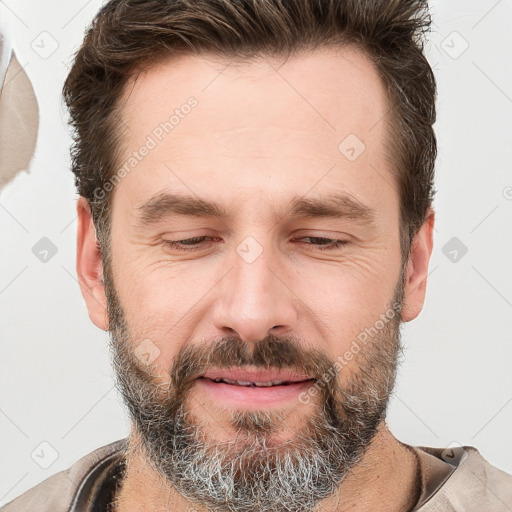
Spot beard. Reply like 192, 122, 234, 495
103, 260, 405, 512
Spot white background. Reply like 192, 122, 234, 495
1, 0, 511, 506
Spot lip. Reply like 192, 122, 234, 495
200, 368, 313, 383
195, 367, 316, 408
196, 377, 315, 407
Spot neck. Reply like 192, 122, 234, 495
112, 422, 420, 512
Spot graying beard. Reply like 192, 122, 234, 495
141, 400, 375, 512
112, 335, 392, 512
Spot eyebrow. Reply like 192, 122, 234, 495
136, 191, 377, 227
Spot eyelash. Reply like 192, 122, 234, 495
162, 236, 349, 252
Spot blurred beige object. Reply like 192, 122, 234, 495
0, 50, 39, 190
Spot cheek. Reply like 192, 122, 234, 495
292, 254, 400, 348
114, 259, 220, 376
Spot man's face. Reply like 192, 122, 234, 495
89, 46, 422, 511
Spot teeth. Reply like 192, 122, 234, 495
224, 379, 252, 386
255, 380, 288, 387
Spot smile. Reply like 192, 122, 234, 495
200, 376, 315, 387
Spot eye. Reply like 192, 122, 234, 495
294, 236, 349, 251
162, 235, 350, 253
162, 235, 215, 252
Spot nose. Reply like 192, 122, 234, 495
212, 245, 298, 343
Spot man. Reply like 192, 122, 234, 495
2, 0, 511, 511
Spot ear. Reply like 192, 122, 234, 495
76, 197, 109, 330
401, 209, 435, 322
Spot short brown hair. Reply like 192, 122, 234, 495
63, 0, 437, 263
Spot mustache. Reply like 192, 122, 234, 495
174, 334, 329, 376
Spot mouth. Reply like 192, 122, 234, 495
200, 377, 312, 387
195, 368, 316, 407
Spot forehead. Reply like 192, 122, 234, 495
114, 46, 396, 219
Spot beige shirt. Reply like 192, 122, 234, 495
1, 438, 511, 511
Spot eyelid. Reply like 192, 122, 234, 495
162, 235, 217, 252
292, 236, 350, 251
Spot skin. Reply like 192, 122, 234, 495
76, 45, 435, 511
